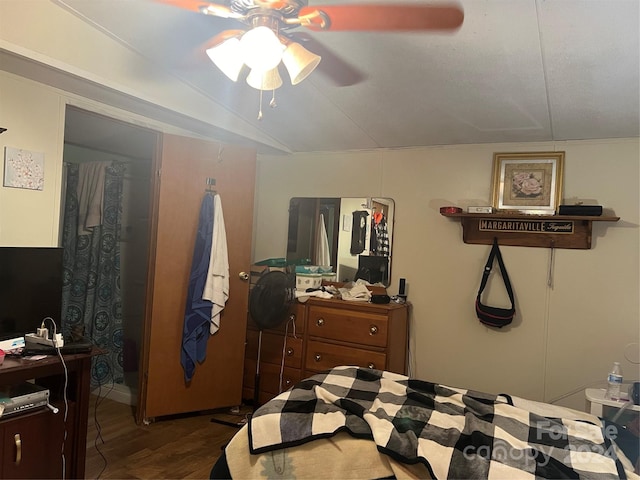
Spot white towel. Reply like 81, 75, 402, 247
203, 194, 229, 334
76, 161, 109, 235
315, 213, 331, 267
338, 283, 372, 302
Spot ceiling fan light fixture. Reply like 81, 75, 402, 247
247, 67, 283, 91
206, 37, 244, 81
240, 26, 285, 72
282, 41, 321, 85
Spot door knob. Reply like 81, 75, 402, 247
239, 271, 249, 281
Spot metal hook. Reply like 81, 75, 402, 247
206, 177, 216, 194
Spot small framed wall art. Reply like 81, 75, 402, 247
3, 147, 45, 191
491, 151, 564, 215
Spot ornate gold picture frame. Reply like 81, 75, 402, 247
491, 151, 564, 215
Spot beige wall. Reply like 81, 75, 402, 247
0, 72, 65, 245
254, 141, 640, 410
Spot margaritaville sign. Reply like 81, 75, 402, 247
478, 219, 574, 234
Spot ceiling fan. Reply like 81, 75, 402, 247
155, 0, 464, 116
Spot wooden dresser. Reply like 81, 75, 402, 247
243, 297, 409, 405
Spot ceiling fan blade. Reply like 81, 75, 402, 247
290, 33, 366, 86
153, 0, 244, 19
298, 3, 464, 32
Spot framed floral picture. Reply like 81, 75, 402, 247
3, 147, 45, 190
491, 151, 564, 215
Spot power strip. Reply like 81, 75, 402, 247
25, 332, 64, 348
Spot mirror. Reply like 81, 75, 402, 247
286, 197, 395, 286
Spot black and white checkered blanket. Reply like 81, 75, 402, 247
248, 366, 633, 479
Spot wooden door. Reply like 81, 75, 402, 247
137, 134, 256, 421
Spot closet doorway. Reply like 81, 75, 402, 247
62, 106, 157, 405
62, 106, 257, 422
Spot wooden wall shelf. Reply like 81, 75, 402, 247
441, 212, 619, 249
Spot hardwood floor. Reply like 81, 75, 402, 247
85, 395, 248, 479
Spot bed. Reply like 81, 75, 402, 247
211, 366, 640, 479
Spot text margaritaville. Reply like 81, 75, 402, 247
479, 219, 574, 234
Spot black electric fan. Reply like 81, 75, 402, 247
248, 270, 296, 407
211, 270, 295, 428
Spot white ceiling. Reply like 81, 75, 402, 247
56, 0, 640, 154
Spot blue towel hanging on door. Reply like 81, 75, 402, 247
181, 193, 214, 382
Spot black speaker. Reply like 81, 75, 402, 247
398, 278, 406, 299
558, 205, 602, 216
371, 294, 391, 304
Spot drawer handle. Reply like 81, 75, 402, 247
14, 433, 21, 465
289, 313, 296, 322
316, 318, 324, 327
286, 347, 294, 356
314, 353, 322, 362
369, 325, 379, 335
368, 363, 376, 369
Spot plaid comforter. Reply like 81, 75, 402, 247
248, 366, 633, 479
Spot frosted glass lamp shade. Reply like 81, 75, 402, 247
240, 26, 285, 72
246, 67, 283, 90
282, 42, 321, 85
206, 37, 244, 81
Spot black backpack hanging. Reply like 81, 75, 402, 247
475, 238, 516, 328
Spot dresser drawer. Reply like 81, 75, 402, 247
246, 330, 303, 368
243, 297, 409, 406
243, 360, 303, 396
307, 305, 388, 347
305, 340, 386, 372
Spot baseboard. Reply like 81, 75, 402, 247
92, 383, 137, 406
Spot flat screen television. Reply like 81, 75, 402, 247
0, 246, 64, 350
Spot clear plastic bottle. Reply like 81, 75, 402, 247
605, 362, 623, 400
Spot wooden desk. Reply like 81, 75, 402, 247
0, 348, 104, 479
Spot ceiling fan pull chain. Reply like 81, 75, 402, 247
270, 90, 277, 108
257, 89, 264, 120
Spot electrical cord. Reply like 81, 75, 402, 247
42, 317, 68, 480
39, 318, 118, 479
278, 316, 297, 394
611, 400, 634, 424
86, 329, 115, 480
91, 381, 113, 479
